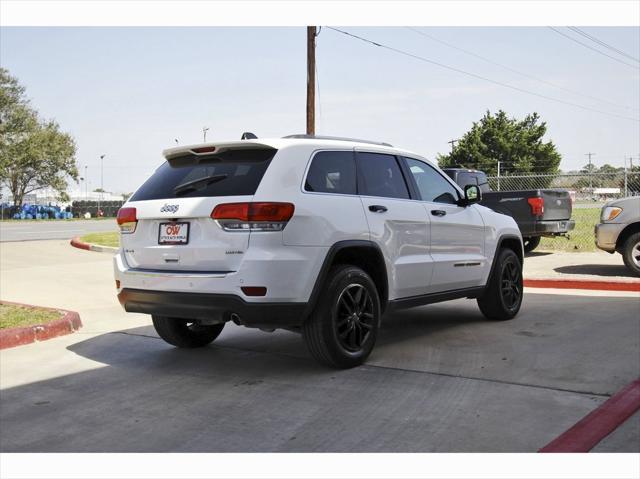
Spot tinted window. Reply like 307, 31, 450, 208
454, 171, 491, 193
475, 172, 491, 193
457, 173, 477, 188
130, 148, 275, 201
404, 158, 459, 204
356, 153, 410, 199
305, 151, 356, 195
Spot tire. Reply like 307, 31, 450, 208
621, 232, 640, 277
151, 315, 225, 348
523, 236, 541, 253
302, 265, 381, 369
477, 248, 523, 321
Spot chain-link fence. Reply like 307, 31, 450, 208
485, 172, 640, 252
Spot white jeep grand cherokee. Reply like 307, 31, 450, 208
114, 135, 523, 368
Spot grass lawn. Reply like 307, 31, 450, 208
80, 231, 120, 248
0, 303, 63, 329
539, 207, 600, 252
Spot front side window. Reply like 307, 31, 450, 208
356, 152, 410, 199
304, 151, 356, 195
404, 158, 459, 205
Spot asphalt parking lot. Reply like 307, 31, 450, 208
0, 219, 117, 242
0, 240, 638, 452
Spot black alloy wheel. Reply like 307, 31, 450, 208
500, 257, 522, 313
335, 283, 375, 352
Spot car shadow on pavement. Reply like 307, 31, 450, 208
65, 304, 483, 371
525, 251, 553, 258
554, 263, 636, 278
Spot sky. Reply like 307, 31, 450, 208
1, 26, 639, 195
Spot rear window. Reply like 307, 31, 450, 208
456, 171, 490, 193
130, 148, 275, 201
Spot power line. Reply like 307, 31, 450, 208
406, 27, 639, 113
567, 27, 640, 64
326, 27, 640, 123
548, 27, 639, 70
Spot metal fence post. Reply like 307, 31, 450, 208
624, 167, 628, 197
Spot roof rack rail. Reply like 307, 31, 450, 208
282, 134, 393, 147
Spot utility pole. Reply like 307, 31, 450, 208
585, 152, 595, 190
203, 127, 209, 143
84, 165, 88, 199
306, 26, 316, 136
447, 138, 458, 153
99, 154, 105, 216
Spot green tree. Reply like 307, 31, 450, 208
437, 110, 562, 188
0, 68, 77, 207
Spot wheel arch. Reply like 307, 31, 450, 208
304, 240, 389, 317
615, 222, 640, 253
485, 234, 524, 288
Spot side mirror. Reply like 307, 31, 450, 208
463, 184, 482, 206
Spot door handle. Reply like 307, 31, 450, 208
431, 209, 447, 217
369, 205, 388, 213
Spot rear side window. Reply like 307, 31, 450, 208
130, 148, 275, 201
305, 151, 356, 195
404, 158, 459, 204
356, 152, 410, 199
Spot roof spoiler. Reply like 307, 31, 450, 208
163, 141, 274, 161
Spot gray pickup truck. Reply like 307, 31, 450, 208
595, 196, 640, 276
443, 168, 575, 253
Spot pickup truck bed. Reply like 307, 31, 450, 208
443, 168, 575, 252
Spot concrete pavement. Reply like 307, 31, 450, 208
0, 240, 638, 452
0, 219, 117, 242
524, 250, 640, 283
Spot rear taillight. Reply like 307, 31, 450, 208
211, 202, 295, 231
117, 207, 137, 234
527, 197, 544, 217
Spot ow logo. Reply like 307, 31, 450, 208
160, 204, 179, 213
165, 224, 181, 235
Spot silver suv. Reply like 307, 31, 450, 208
595, 196, 640, 276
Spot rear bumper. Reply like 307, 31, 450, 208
118, 288, 307, 328
527, 219, 575, 236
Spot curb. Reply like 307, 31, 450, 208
539, 378, 640, 452
524, 278, 640, 292
0, 301, 83, 350
70, 236, 118, 254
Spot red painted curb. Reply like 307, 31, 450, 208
539, 379, 640, 452
0, 302, 82, 350
524, 278, 640, 292
70, 237, 91, 251
70, 236, 118, 254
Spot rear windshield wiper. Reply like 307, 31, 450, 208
174, 174, 228, 196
